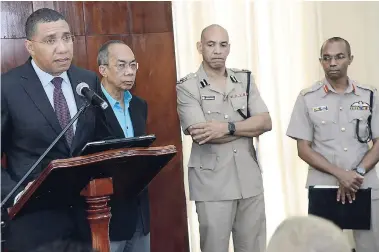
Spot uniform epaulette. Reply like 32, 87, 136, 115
300, 81, 323, 96
355, 83, 377, 92
230, 68, 251, 73
176, 73, 197, 85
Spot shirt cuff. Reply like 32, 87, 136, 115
13, 190, 24, 205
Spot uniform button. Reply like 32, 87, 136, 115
207, 111, 211, 114
340, 107, 343, 111
233, 149, 237, 153
341, 127, 346, 132
321, 121, 326, 124
224, 114, 229, 119
343, 148, 348, 152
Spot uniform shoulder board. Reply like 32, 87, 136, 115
355, 83, 377, 92
176, 73, 196, 85
230, 68, 251, 73
300, 81, 323, 96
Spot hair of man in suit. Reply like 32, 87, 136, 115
24, 8, 74, 76
98, 40, 138, 94
25, 8, 66, 40
266, 215, 351, 252
197, 24, 230, 71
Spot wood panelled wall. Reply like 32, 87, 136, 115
1, 2, 189, 252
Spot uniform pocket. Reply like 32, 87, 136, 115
199, 154, 217, 170
188, 153, 217, 171
309, 110, 336, 141
230, 97, 247, 111
202, 100, 222, 120
188, 155, 200, 168
348, 111, 371, 139
314, 119, 336, 141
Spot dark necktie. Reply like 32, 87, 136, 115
51, 77, 74, 146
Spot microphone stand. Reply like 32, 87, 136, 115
1, 102, 90, 208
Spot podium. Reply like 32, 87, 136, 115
7, 145, 177, 252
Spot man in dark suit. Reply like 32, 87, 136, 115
1, 8, 103, 251
96, 40, 150, 252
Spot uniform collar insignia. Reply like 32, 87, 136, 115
230, 75, 238, 83
200, 79, 210, 88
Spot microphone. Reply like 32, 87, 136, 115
76, 83, 108, 110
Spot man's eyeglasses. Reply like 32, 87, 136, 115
103, 62, 139, 72
28, 34, 75, 46
320, 54, 347, 62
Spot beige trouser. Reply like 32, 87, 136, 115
353, 199, 379, 252
195, 193, 266, 252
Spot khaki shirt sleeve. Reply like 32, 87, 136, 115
248, 75, 269, 115
372, 89, 379, 139
286, 93, 313, 141
176, 83, 206, 134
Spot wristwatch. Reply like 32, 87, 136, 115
228, 122, 236, 135
353, 166, 366, 176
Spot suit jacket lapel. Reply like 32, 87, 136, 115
100, 91, 125, 138
67, 67, 86, 111
129, 97, 142, 136
67, 67, 87, 150
19, 60, 69, 151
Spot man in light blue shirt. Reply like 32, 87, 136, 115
97, 40, 150, 252
101, 85, 134, 138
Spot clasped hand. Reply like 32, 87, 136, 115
337, 170, 364, 204
188, 121, 228, 145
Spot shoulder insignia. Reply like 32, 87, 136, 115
230, 75, 238, 83
300, 81, 323, 96
176, 73, 196, 85
355, 83, 377, 92
230, 68, 251, 73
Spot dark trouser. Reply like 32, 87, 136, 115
110, 206, 150, 252
4, 209, 87, 252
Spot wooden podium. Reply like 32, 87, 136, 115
8, 145, 177, 252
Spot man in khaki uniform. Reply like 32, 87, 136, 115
176, 24, 272, 252
287, 37, 379, 252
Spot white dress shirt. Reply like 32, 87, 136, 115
31, 59, 78, 132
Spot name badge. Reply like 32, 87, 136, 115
312, 105, 328, 112
201, 95, 215, 101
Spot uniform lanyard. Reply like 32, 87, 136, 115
356, 90, 374, 143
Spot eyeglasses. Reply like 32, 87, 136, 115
29, 34, 75, 46
103, 61, 139, 72
320, 54, 347, 62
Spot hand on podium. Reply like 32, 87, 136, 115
13, 180, 34, 205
